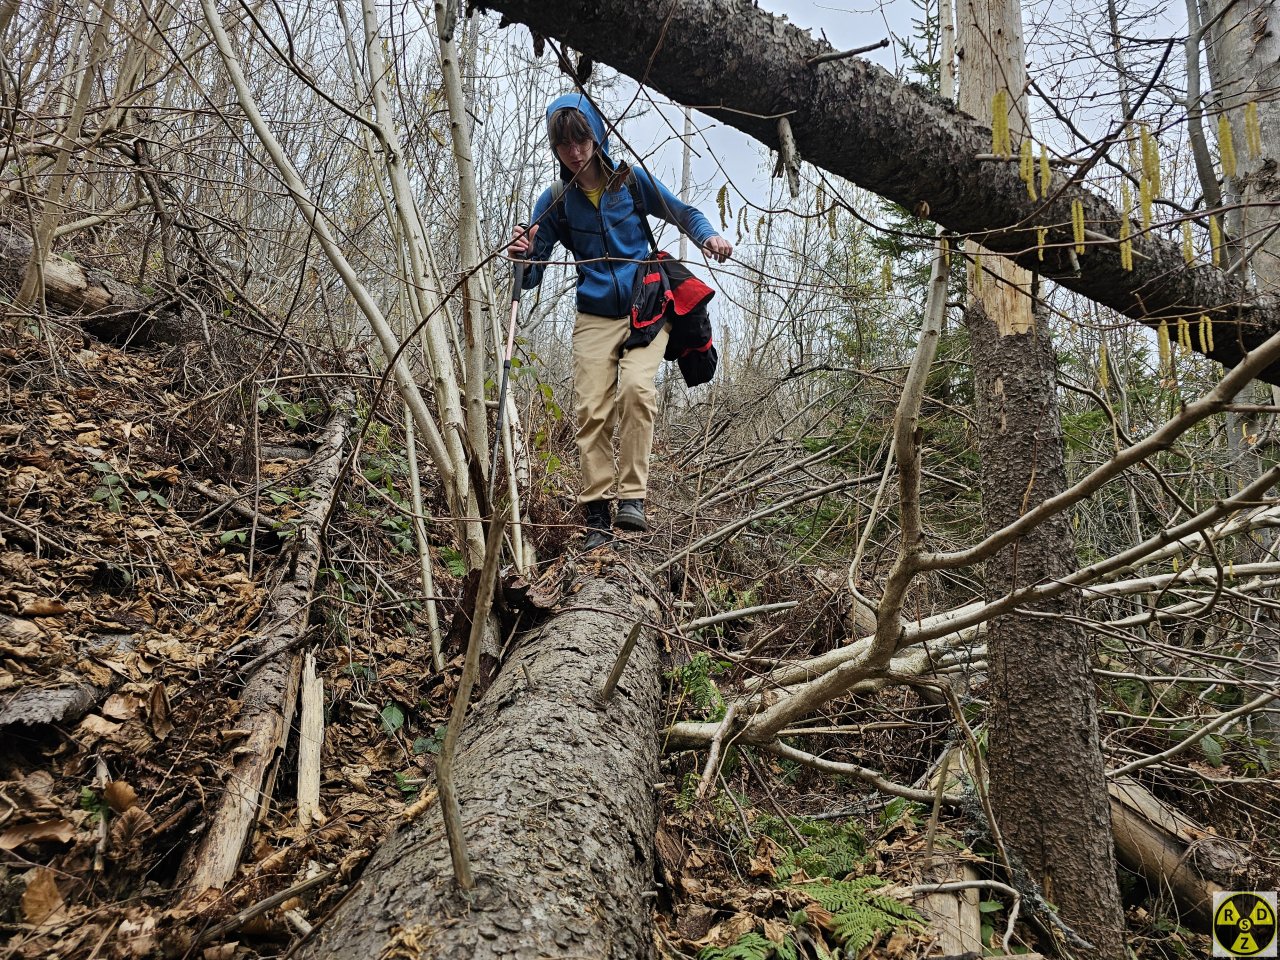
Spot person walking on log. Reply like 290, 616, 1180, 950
508, 93, 732, 550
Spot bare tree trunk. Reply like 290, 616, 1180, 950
298, 568, 662, 959
956, 2, 1123, 953
968, 303, 1125, 958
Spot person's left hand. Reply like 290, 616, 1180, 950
703, 236, 733, 263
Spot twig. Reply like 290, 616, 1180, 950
694, 704, 738, 802
682, 601, 798, 632
437, 507, 507, 890
599, 619, 645, 701
763, 739, 944, 805
806, 37, 888, 65
197, 869, 337, 945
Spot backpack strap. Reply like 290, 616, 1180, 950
624, 171, 661, 257
549, 179, 573, 253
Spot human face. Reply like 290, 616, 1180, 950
555, 137, 596, 176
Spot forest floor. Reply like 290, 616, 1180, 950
1, 332, 1268, 959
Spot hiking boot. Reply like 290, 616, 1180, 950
614, 498, 648, 532
583, 500, 613, 550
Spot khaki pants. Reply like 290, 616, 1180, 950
571, 310, 669, 504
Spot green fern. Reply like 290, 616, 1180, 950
760, 816, 866, 881
668, 652, 728, 720
798, 877, 924, 953
697, 930, 800, 960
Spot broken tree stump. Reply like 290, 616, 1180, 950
296, 561, 662, 960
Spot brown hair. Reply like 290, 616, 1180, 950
549, 108, 594, 147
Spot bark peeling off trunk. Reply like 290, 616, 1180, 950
480, 0, 1280, 383
300, 569, 662, 960
0, 224, 181, 344
967, 304, 1125, 958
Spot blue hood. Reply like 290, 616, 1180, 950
546, 93, 616, 182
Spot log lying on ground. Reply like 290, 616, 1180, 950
297, 563, 662, 960
1108, 776, 1248, 923
0, 224, 182, 343
479, 0, 1280, 384
0, 632, 137, 729
181, 391, 353, 896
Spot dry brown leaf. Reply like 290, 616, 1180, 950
20, 769, 57, 804
763, 918, 791, 945
77, 714, 121, 741
0, 619, 41, 649
21, 867, 63, 925
105, 780, 139, 813
109, 806, 154, 854
103, 692, 143, 720
885, 928, 916, 958
20, 597, 68, 617
0, 819, 75, 850
117, 913, 158, 956
148, 681, 173, 740
747, 834, 784, 877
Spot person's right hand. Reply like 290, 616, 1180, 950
508, 223, 538, 259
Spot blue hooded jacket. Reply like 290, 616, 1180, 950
521, 93, 719, 319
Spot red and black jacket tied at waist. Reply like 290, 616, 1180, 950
625, 252, 717, 387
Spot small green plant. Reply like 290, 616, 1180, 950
760, 816, 867, 881
258, 390, 323, 430
80, 787, 108, 819
393, 771, 420, 797
699, 931, 796, 960
90, 461, 126, 511
412, 725, 447, 756
668, 652, 729, 720
380, 703, 406, 735
797, 877, 924, 953
438, 546, 468, 578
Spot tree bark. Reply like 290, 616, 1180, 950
968, 303, 1125, 958
0, 224, 182, 343
183, 392, 353, 896
298, 567, 662, 960
479, 0, 1280, 383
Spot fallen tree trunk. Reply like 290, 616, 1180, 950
1108, 776, 1248, 923
297, 563, 662, 960
0, 632, 137, 729
182, 391, 353, 896
478, 0, 1280, 384
0, 223, 182, 343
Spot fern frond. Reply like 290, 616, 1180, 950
698, 931, 775, 960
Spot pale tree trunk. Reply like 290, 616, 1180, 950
1198, 0, 1280, 750
958, 0, 1125, 955
435, 0, 491, 486
1202, 0, 1280, 290
956, 0, 1033, 331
